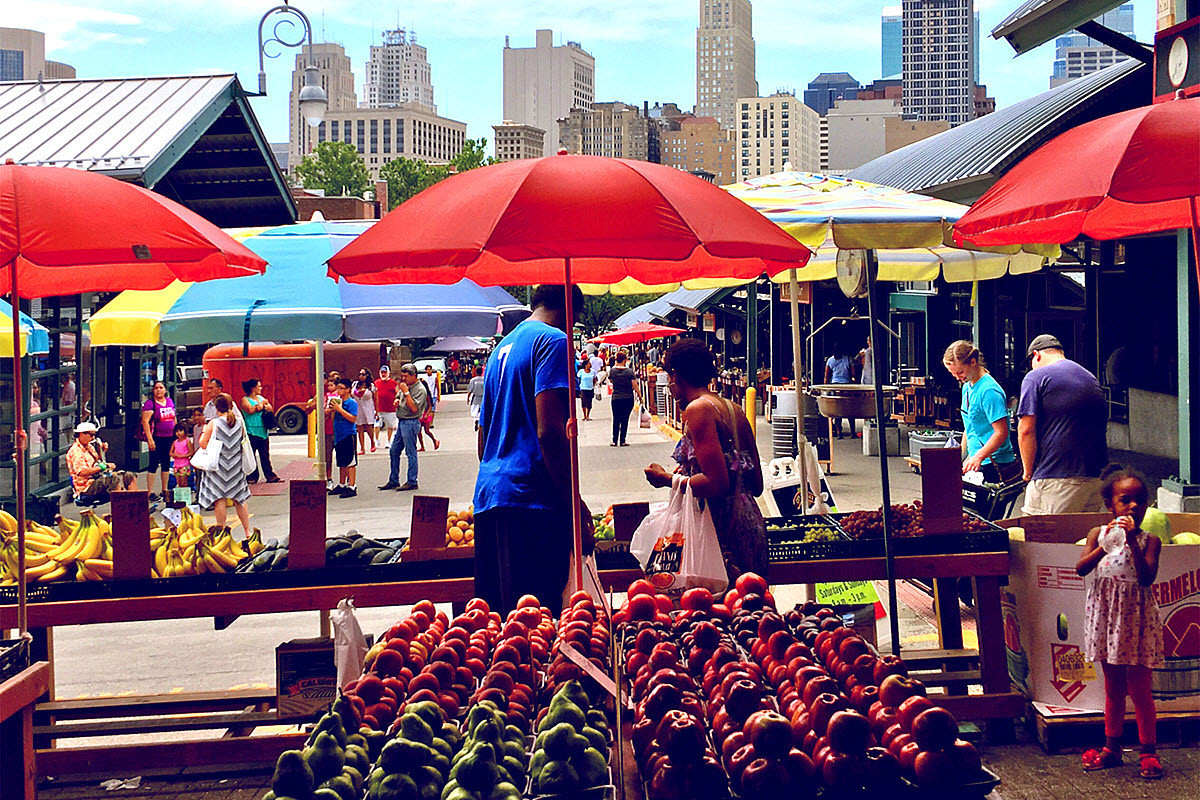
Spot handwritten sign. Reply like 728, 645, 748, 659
289, 480, 326, 570
921, 448, 964, 534
112, 491, 153, 579
410, 495, 450, 549
816, 580, 880, 606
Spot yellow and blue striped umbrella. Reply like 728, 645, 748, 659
723, 171, 1055, 282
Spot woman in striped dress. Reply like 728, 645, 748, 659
198, 394, 252, 535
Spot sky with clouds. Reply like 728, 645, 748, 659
7, 1, 1158, 153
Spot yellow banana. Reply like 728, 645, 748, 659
56, 515, 79, 537
21, 550, 53, 569
75, 562, 92, 581
23, 530, 60, 550
44, 525, 81, 562
200, 544, 226, 574
35, 563, 68, 582
206, 542, 239, 569
0, 508, 19, 533
167, 550, 186, 578
72, 516, 104, 562
83, 559, 113, 579
95, 515, 112, 537
154, 542, 169, 577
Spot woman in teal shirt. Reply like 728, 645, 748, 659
943, 341, 1020, 484
240, 378, 281, 483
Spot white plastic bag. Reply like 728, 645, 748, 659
331, 597, 368, 689
639, 406, 652, 428
629, 476, 728, 596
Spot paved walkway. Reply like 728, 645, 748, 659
38, 393, 1198, 796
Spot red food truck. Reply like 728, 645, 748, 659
202, 342, 410, 434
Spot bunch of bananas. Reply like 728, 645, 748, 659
150, 507, 263, 578
0, 509, 114, 584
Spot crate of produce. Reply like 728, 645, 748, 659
0, 636, 30, 682
765, 515, 874, 561
828, 504, 1008, 556
898, 766, 1001, 798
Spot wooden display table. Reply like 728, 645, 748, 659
2, 549, 1016, 776
1, 661, 50, 800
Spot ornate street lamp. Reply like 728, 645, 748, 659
255, 1, 328, 126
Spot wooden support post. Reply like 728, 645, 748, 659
111, 491, 152, 580
288, 480, 326, 570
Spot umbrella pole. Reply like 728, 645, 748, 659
865, 250, 901, 655
563, 259, 584, 593
314, 340, 326, 483
10, 277, 27, 635
1191, 198, 1200, 296
789, 269, 808, 513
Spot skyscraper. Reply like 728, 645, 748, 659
803, 72, 861, 116
0, 27, 75, 82
363, 29, 435, 111
881, 8, 902, 80
696, 0, 758, 128
289, 42, 358, 169
902, 0, 975, 126
502, 30, 595, 157
735, 92, 820, 179
1050, 3, 1134, 87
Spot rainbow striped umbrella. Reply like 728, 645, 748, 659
89, 220, 527, 346
724, 171, 1054, 281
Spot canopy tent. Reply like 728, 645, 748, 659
0, 307, 50, 358
591, 322, 686, 345
421, 336, 492, 354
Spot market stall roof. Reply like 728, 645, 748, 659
612, 298, 663, 328
0, 74, 295, 228
991, 0, 1130, 55
665, 286, 734, 313
848, 58, 1149, 204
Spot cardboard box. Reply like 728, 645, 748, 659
277, 637, 337, 720
1001, 512, 1200, 715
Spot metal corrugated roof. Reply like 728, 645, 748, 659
0, 74, 295, 227
848, 58, 1149, 203
666, 287, 729, 313
613, 298, 661, 328
993, 0, 1127, 55
0, 75, 233, 176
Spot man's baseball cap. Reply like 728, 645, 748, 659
74, 421, 99, 434
1027, 334, 1063, 356
379, 365, 390, 373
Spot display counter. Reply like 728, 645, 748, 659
1, 661, 50, 800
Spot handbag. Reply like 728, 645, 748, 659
190, 424, 217, 472
629, 475, 728, 596
261, 410, 277, 431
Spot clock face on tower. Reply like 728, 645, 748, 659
1169, 36, 1189, 88
836, 249, 869, 298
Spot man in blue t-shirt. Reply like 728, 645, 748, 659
1017, 335, 1108, 514
329, 378, 359, 497
474, 284, 593, 615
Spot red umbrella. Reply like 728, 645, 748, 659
329, 155, 810, 589
591, 321, 686, 345
953, 95, 1200, 286
1, 163, 268, 633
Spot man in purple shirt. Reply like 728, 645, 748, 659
1017, 334, 1108, 514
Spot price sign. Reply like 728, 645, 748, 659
815, 580, 880, 606
410, 495, 450, 549
289, 480, 326, 570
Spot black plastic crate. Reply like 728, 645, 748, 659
962, 479, 1026, 521
766, 515, 877, 561
0, 637, 30, 682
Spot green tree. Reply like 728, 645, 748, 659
381, 138, 497, 209
451, 138, 495, 172
379, 158, 449, 208
294, 141, 372, 197
577, 293, 661, 339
